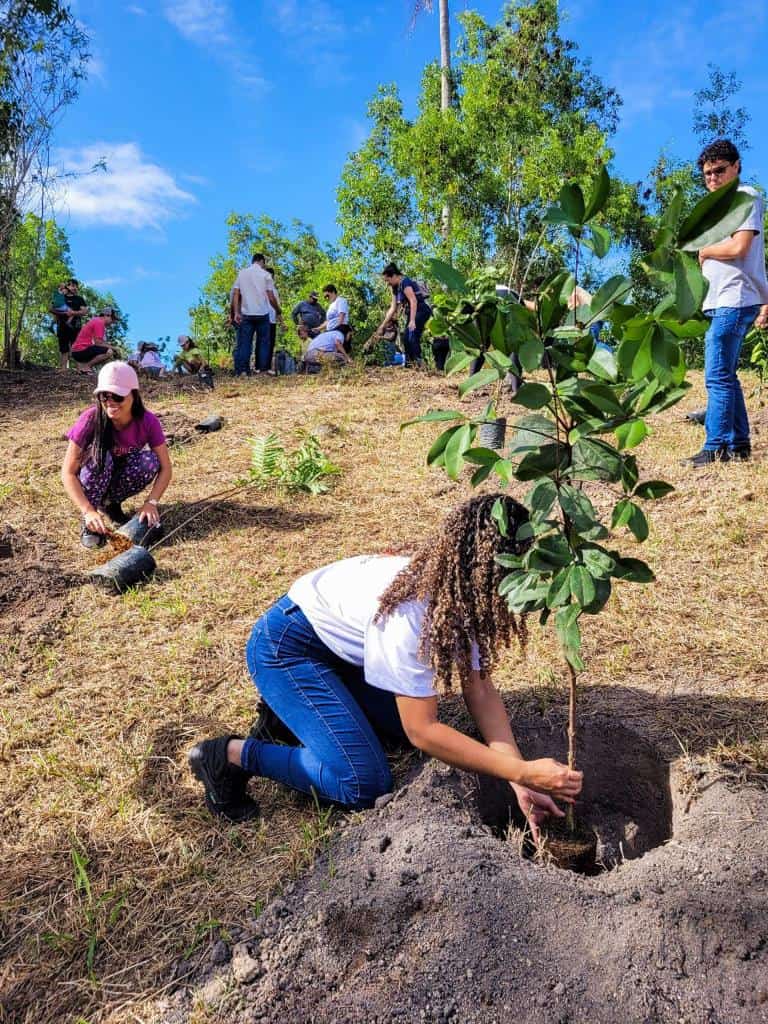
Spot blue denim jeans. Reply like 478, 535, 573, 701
235, 314, 270, 374
240, 596, 407, 809
703, 305, 758, 451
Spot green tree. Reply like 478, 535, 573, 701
0, 0, 89, 366
693, 63, 751, 149
406, 170, 750, 826
338, 0, 627, 290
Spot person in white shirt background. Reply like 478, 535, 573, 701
189, 493, 582, 838
231, 253, 284, 375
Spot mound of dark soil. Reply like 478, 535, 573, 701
0, 524, 81, 639
156, 715, 768, 1024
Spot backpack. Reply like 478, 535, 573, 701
275, 349, 297, 375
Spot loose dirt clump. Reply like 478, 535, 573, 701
157, 713, 768, 1024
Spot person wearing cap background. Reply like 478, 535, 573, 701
70, 308, 120, 373
61, 361, 172, 548
174, 335, 204, 375
291, 291, 326, 334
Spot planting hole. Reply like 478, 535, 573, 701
473, 717, 673, 873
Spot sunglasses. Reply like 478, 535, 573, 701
703, 164, 732, 179
98, 392, 127, 404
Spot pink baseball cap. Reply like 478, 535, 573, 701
94, 360, 139, 397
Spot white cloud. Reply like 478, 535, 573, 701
162, 0, 269, 89
54, 142, 196, 230
88, 276, 124, 288
126, 4, 147, 14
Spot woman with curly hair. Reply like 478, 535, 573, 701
189, 494, 582, 835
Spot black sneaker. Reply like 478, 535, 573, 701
732, 445, 752, 462
248, 700, 299, 746
188, 735, 260, 822
80, 521, 106, 549
680, 448, 730, 467
685, 408, 707, 425
104, 502, 131, 525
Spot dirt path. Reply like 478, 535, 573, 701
156, 710, 768, 1024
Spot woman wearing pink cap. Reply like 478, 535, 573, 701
61, 361, 172, 548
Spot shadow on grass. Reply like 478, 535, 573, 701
150, 501, 331, 548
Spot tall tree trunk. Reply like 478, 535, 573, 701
439, 0, 452, 243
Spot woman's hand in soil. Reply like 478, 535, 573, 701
83, 508, 108, 534
512, 785, 564, 843
522, 758, 582, 800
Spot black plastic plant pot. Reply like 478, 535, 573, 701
117, 514, 164, 548
478, 417, 507, 450
195, 415, 222, 433
89, 544, 157, 594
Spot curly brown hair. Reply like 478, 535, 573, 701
375, 493, 530, 691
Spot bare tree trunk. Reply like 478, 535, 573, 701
439, 0, 452, 243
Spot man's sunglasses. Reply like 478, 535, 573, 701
703, 164, 732, 179
98, 392, 127, 404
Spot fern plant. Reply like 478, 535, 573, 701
749, 326, 768, 403
247, 432, 339, 494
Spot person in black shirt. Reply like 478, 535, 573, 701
291, 291, 326, 333
52, 279, 89, 371
376, 263, 432, 366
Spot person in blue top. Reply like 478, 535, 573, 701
376, 263, 432, 366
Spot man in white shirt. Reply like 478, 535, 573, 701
682, 139, 768, 467
232, 253, 284, 375
314, 284, 349, 339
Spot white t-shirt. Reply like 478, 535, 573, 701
140, 350, 163, 370
234, 264, 275, 317
702, 185, 768, 309
306, 329, 344, 358
326, 296, 349, 330
288, 555, 440, 697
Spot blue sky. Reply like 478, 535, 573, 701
55, 0, 768, 346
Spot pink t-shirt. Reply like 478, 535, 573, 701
67, 408, 166, 457
72, 317, 107, 352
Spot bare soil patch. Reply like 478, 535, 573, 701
157, 702, 768, 1024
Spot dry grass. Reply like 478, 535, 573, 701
1, 365, 767, 1023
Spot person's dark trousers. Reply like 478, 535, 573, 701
703, 305, 759, 452
266, 322, 277, 371
404, 309, 431, 365
240, 596, 408, 809
432, 336, 450, 372
234, 314, 270, 375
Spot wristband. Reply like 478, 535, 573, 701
147, 498, 159, 506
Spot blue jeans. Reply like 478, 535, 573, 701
703, 305, 758, 450
240, 596, 407, 809
235, 314, 270, 374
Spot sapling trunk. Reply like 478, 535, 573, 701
566, 661, 577, 832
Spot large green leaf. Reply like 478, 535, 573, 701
611, 499, 648, 541
513, 382, 551, 409
614, 419, 649, 450
547, 569, 572, 608
458, 366, 502, 397
678, 180, 755, 251
588, 275, 632, 322
443, 422, 473, 480
514, 444, 567, 481
519, 335, 545, 372
578, 381, 625, 417
426, 424, 461, 466
582, 224, 610, 258
569, 565, 596, 607
444, 351, 474, 375
572, 438, 623, 481
581, 545, 616, 579
526, 478, 558, 519
673, 251, 708, 321
660, 186, 684, 231
558, 484, 601, 536
528, 534, 573, 570
555, 604, 584, 670
586, 346, 618, 381
584, 166, 610, 222
509, 414, 559, 452
402, 409, 465, 428
428, 257, 467, 294
634, 480, 674, 499
611, 556, 655, 583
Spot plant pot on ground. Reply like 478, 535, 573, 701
478, 416, 507, 450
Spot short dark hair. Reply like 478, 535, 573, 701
266, 267, 275, 276
382, 262, 400, 277
323, 284, 337, 295
338, 324, 352, 338
66, 278, 79, 287
697, 138, 741, 171
252, 252, 265, 264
